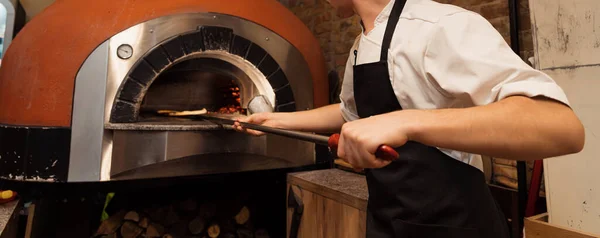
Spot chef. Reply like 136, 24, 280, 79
235, 0, 585, 237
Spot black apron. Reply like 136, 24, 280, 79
352, 1, 511, 237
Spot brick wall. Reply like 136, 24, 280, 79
278, 0, 534, 81
280, 0, 363, 83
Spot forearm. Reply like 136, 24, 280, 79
402, 96, 584, 161
276, 104, 345, 133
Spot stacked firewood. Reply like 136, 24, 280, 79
93, 199, 269, 238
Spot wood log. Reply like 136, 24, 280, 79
234, 206, 250, 225
139, 217, 149, 228
94, 210, 127, 236
164, 206, 180, 226
198, 203, 217, 219
237, 228, 253, 238
124, 211, 140, 222
169, 222, 188, 237
207, 223, 220, 238
146, 206, 168, 223
219, 219, 236, 234
104, 233, 118, 238
120, 221, 143, 238
255, 229, 270, 238
188, 216, 206, 235
146, 222, 166, 238
243, 220, 255, 230
179, 198, 197, 212
220, 233, 236, 238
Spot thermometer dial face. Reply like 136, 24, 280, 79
117, 44, 134, 59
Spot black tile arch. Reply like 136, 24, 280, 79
117, 77, 145, 103
161, 36, 187, 61
267, 69, 288, 90
181, 31, 205, 54
245, 43, 267, 66
276, 102, 297, 112
111, 100, 139, 123
201, 26, 233, 51
275, 85, 294, 106
258, 54, 279, 78
129, 60, 157, 86
230, 35, 252, 58
110, 29, 296, 123
0, 125, 70, 182
145, 46, 171, 72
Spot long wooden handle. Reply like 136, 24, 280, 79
327, 134, 399, 161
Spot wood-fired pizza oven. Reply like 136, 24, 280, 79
0, 0, 329, 183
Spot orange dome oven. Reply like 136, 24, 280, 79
0, 0, 329, 183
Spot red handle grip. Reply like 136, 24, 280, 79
328, 134, 399, 161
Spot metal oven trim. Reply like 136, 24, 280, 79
68, 41, 109, 182
70, 13, 316, 182
105, 12, 315, 124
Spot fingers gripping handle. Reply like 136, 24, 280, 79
327, 134, 400, 161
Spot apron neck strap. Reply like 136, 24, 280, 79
380, 0, 408, 62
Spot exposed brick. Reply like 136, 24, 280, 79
489, 17, 511, 38
314, 12, 331, 25
519, 29, 533, 51
336, 66, 346, 81
281, 0, 533, 77
314, 22, 332, 34
480, 1, 509, 20
519, 10, 531, 31
503, 36, 511, 46
335, 54, 349, 67
299, 0, 316, 6
339, 18, 354, 31
334, 44, 349, 54
345, 29, 360, 42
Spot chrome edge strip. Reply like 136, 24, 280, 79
68, 41, 109, 182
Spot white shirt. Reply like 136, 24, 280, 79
339, 0, 570, 171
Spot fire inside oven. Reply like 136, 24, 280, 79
140, 58, 247, 120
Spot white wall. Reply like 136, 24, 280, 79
19, 0, 54, 21
530, 0, 600, 235
0, 0, 15, 56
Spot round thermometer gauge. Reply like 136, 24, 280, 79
117, 44, 134, 59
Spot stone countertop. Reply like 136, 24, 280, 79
0, 200, 20, 235
287, 169, 368, 210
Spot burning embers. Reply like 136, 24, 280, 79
215, 81, 246, 115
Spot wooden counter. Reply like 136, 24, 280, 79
286, 169, 368, 238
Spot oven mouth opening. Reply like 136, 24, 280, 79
139, 57, 249, 122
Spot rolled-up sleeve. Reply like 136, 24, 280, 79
423, 11, 570, 107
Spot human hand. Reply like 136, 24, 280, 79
337, 112, 411, 170
233, 112, 286, 136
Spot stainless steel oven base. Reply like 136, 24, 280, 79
110, 129, 315, 180
110, 153, 306, 181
